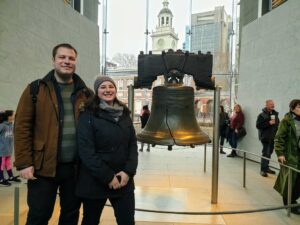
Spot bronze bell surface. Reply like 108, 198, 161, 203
135, 50, 214, 148
137, 84, 210, 146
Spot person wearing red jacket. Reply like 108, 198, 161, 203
227, 104, 245, 157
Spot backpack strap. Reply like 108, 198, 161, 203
29, 79, 41, 104
82, 87, 92, 99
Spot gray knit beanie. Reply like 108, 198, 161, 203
94, 76, 117, 93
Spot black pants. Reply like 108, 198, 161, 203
260, 140, 274, 172
219, 126, 227, 149
81, 191, 135, 225
220, 135, 225, 148
283, 173, 300, 205
26, 164, 81, 225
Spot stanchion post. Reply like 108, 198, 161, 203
204, 144, 207, 172
14, 186, 19, 225
287, 168, 292, 216
243, 152, 246, 188
211, 86, 221, 204
128, 84, 134, 120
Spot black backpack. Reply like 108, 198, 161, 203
29, 79, 41, 105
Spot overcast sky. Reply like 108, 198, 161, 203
98, 0, 235, 58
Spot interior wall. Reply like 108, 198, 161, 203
237, 0, 300, 166
0, 0, 100, 110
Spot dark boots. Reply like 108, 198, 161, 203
227, 150, 237, 157
220, 146, 226, 154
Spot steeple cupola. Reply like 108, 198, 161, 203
151, 0, 178, 54
158, 0, 173, 28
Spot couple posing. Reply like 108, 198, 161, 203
14, 43, 138, 225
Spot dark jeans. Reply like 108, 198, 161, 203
260, 140, 274, 172
229, 130, 237, 148
81, 191, 135, 225
283, 173, 300, 205
228, 130, 237, 155
26, 164, 81, 225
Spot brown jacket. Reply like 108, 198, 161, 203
14, 70, 91, 177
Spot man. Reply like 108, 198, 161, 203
14, 43, 92, 225
256, 100, 279, 177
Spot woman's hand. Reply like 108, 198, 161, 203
108, 176, 121, 190
116, 171, 129, 187
278, 155, 286, 164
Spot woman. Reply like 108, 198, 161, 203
139, 105, 151, 152
227, 104, 245, 157
76, 76, 138, 225
0, 110, 21, 186
219, 105, 229, 154
274, 99, 300, 215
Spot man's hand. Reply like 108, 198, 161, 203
19, 166, 36, 180
278, 155, 286, 164
269, 120, 276, 125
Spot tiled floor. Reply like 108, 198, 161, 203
1, 144, 300, 225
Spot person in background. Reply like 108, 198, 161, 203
256, 100, 279, 177
219, 105, 229, 154
0, 110, 21, 186
14, 43, 91, 225
139, 105, 151, 152
76, 76, 138, 225
274, 99, 300, 215
227, 104, 245, 157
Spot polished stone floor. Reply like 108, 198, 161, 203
1, 144, 299, 225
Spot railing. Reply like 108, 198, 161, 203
204, 144, 300, 217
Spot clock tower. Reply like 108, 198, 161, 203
151, 0, 179, 54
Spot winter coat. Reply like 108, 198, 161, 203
0, 122, 14, 157
256, 108, 279, 142
76, 108, 138, 199
14, 70, 91, 177
273, 113, 300, 198
140, 111, 150, 128
230, 112, 245, 130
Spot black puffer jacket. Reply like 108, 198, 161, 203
256, 108, 279, 142
76, 108, 138, 199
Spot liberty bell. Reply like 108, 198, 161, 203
134, 50, 214, 148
